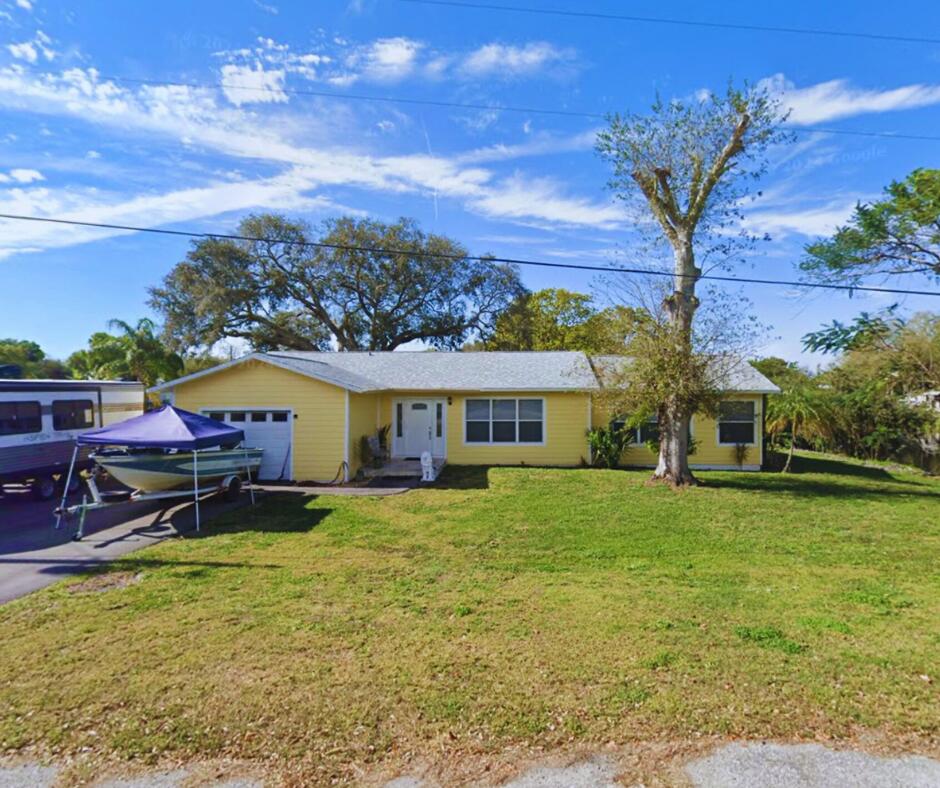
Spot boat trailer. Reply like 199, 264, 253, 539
54, 465, 254, 541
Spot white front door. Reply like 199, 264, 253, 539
395, 399, 446, 458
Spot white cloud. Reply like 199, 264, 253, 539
85, 150, 101, 159
741, 199, 859, 238
6, 30, 57, 63
760, 73, 940, 125
0, 169, 355, 260
8, 43, 38, 63
461, 42, 573, 78
16, 0, 33, 9
351, 37, 422, 83
10, 168, 44, 182
0, 168, 44, 183
470, 173, 623, 229
456, 129, 598, 165
253, 0, 278, 13
214, 37, 330, 81
219, 62, 287, 106
219, 34, 575, 86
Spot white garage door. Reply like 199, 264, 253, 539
204, 409, 292, 481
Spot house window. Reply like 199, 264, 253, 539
0, 401, 41, 435
612, 416, 659, 445
718, 400, 756, 445
230, 412, 246, 422
396, 403, 403, 437
436, 402, 443, 438
272, 412, 288, 423
52, 399, 94, 430
208, 412, 225, 422
465, 398, 544, 444
250, 412, 267, 422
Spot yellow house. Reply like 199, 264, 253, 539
149, 351, 779, 482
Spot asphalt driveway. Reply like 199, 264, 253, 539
0, 484, 250, 604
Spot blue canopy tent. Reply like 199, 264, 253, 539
76, 405, 245, 450
56, 406, 256, 536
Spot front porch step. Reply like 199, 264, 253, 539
361, 458, 446, 480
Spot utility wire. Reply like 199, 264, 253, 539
399, 0, 940, 46
2, 213, 937, 298
95, 74, 940, 144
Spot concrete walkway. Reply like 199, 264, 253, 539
257, 481, 416, 496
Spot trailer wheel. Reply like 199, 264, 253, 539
31, 476, 56, 501
223, 476, 242, 502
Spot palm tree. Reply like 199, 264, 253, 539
766, 384, 825, 473
106, 318, 183, 387
69, 319, 183, 388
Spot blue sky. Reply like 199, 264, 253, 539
1, 0, 938, 364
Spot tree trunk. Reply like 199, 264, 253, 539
783, 423, 797, 473
652, 233, 699, 486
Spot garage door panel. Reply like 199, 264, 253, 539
204, 409, 292, 481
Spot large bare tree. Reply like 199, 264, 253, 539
596, 85, 787, 485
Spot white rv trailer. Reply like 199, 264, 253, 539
0, 379, 144, 499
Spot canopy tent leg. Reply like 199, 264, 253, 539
243, 446, 255, 506
54, 443, 79, 530
193, 449, 200, 533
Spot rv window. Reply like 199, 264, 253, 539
0, 401, 42, 435
52, 399, 95, 431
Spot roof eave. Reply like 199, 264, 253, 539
148, 353, 371, 394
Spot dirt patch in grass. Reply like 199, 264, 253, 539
66, 570, 141, 594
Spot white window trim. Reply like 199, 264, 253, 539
463, 396, 547, 446
611, 415, 662, 447
716, 400, 758, 447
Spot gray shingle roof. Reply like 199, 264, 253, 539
267, 350, 599, 391
591, 355, 780, 393
151, 350, 779, 394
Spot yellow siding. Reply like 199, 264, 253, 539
347, 392, 380, 477
380, 391, 591, 466
691, 394, 764, 468
171, 359, 347, 482
591, 393, 764, 469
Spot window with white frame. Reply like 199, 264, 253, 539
611, 416, 660, 445
717, 400, 756, 444
465, 398, 544, 443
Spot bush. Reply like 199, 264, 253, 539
587, 425, 631, 469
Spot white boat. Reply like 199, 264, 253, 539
93, 448, 263, 493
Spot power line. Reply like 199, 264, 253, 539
96, 73, 940, 144
1, 213, 937, 299
399, 0, 940, 46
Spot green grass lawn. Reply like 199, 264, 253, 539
1, 454, 938, 782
